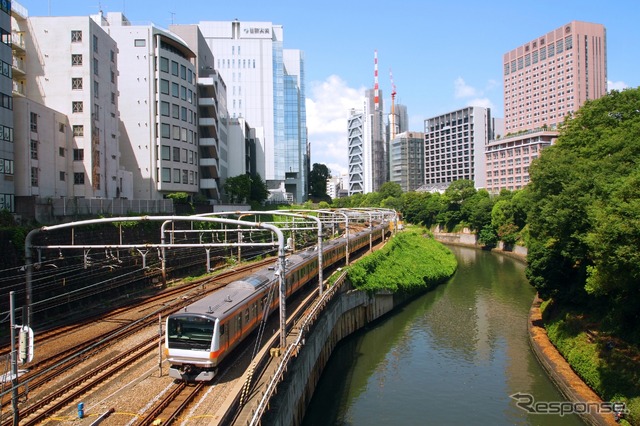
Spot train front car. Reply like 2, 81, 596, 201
165, 311, 220, 381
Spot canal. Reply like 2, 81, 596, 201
302, 245, 583, 425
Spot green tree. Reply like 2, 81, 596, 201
249, 174, 269, 206
308, 163, 331, 202
461, 189, 493, 231
378, 181, 403, 199
223, 174, 252, 203
526, 87, 640, 311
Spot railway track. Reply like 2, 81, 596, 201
0, 257, 277, 425
11, 336, 159, 426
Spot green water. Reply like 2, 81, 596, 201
302, 245, 585, 425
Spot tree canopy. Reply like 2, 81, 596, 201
308, 163, 331, 202
223, 173, 269, 207
525, 88, 640, 325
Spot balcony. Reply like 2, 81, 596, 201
11, 32, 26, 54
12, 57, 25, 77
12, 80, 25, 97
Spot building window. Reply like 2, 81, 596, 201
110, 69, 115, 83
160, 57, 169, 73
172, 125, 180, 140
93, 58, 99, 75
180, 65, 186, 80
72, 54, 83, 66
161, 145, 170, 161
0, 159, 13, 175
134, 39, 146, 47
172, 103, 179, 119
93, 34, 98, 53
173, 147, 180, 162
71, 77, 82, 90
171, 61, 179, 76
160, 123, 170, 138
31, 167, 38, 187
173, 168, 180, 183
110, 49, 115, 62
30, 140, 38, 159
161, 167, 171, 183
171, 82, 179, 97
160, 101, 170, 116
73, 125, 84, 136
0, 93, 12, 110
59, 147, 65, 157
59, 171, 65, 181
160, 79, 169, 95
71, 30, 82, 42
182, 170, 188, 184
30, 112, 37, 132
73, 149, 84, 161
94, 81, 99, 97
74, 172, 85, 185
111, 92, 116, 104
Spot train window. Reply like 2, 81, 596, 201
220, 324, 225, 335
237, 316, 242, 328
245, 310, 249, 323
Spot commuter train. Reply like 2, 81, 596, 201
164, 221, 391, 381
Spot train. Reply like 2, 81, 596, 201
164, 220, 391, 381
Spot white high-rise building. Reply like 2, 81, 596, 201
198, 21, 308, 203
424, 106, 492, 190
347, 88, 386, 195
99, 12, 200, 200
18, 14, 123, 200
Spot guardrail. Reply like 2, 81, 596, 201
248, 269, 348, 425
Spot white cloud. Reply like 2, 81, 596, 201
466, 97, 494, 110
454, 77, 478, 98
306, 75, 365, 177
608, 80, 628, 91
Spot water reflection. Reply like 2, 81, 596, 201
302, 245, 583, 426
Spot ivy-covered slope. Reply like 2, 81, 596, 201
347, 228, 457, 292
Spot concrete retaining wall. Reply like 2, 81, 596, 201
263, 284, 413, 426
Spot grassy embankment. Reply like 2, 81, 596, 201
346, 225, 457, 293
540, 300, 640, 425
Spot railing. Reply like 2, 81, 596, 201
248, 270, 349, 425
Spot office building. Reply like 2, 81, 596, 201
99, 13, 200, 200
389, 131, 424, 193
486, 20, 607, 193
198, 21, 308, 203
347, 88, 387, 195
424, 106, 492, 190
0, 1, 15, 212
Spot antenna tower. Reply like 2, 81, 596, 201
390, 68, 398, 139
374, 50, 379, 111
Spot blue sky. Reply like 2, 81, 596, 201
19, 1, 640, 176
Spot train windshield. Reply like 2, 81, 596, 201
167, 315, 215, 350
